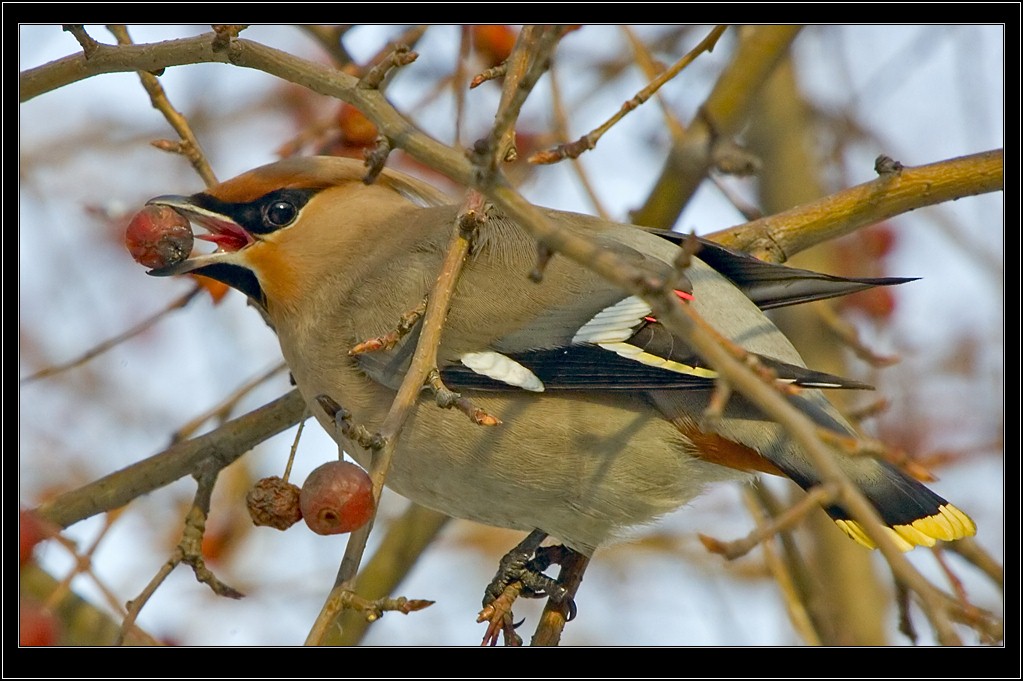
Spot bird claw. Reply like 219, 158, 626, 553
478, 530, 578, 644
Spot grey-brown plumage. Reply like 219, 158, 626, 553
146, 156, 975, 555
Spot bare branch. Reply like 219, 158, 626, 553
105, 25, 218, 186
21, 286, 202, 385
700, 485, 836, 560
35, 390, 308, 529
530, 25, 727, 165
306, 191, 486, 646
631, 25, 802, 228
709, 149, 1005, 263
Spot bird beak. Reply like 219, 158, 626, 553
143, 195, 256, 277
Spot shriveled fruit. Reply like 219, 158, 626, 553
246, 476, 303, 530
125, 204, 193, 269
300, 461, 374, 535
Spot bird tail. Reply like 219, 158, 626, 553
769, 453, 976, 551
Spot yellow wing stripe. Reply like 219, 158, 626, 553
597, 342, 719, 379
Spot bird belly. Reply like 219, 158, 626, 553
298, 371, 746, 554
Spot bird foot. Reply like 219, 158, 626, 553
477, 530, 577, 646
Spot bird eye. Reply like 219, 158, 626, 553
264, 200, 298, 228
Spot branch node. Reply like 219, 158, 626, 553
426, 370, 502, 426
349, 297, 427, 356
211, 25, 247, 52
874, 154, 904, 176
362, 137, 393, 183
62, 25, 101, 58
711, 139, 761, 176
360, 45, 419, 90
315, 394, 385, 451
528, 136, 595, 165
470, 61, 508, 89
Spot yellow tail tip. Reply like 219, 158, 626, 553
835, 504, 977, 551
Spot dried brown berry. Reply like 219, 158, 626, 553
124, 204, 193, 269
300, 461, 374, 535
246, 476, 303, 530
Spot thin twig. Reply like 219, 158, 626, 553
359, 44, 419, 90
478, 25, 570, 168
281, 411, 308, 484
105, 25, 217, 187
62, 25, 101, 57
298, 25, 354, 66
116, 470, 242, 645
176, 469, 244, 598
815, 303, 900, 368
171, 362, 288, 442
530, 25, 727, 165
546, 63, 611, 219
348, 298, 428, 356
427, 370, 502, 426
305, 191, 485, 646
352, 25, 429, 80
470, 62, 507, 89
117, 560, 176, 645
631, 25, 802, 228
453, 26, 472, 147
333, 504, 450, 646
45, 512, 128, 619
36, 390, 308, 529
700, 485, 836, 560
21, 286, 202, 385
621, 25, 689, 143
742, 486, 823, 646
709, 149, 1004, 263
944, 538, 1004, 592
814, 427, 937, 482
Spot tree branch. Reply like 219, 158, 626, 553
708, 149, 1004, 262
631, 25, 802, 228
34, 389, 307, 529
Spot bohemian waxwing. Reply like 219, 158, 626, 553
146, 155, 975, 558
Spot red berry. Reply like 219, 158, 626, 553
20, 509, 55, 569
841, 287, 897, 320
300, 461, 375, 535
20, 600, 59, 646
472, 25, 517, 67
124, 205, 193, 269
860, 224, 897, 258
336, 103, 378, 147
246, 476, 303, 530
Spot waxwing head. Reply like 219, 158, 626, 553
146, 156, 452, 311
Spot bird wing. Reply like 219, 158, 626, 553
350, 207, 873, 395
642, 229, 917, 310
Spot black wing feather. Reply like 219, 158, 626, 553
442, 342, 873, 393
645, 231, 916, 310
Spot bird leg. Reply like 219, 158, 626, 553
478, 529, 578, 645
